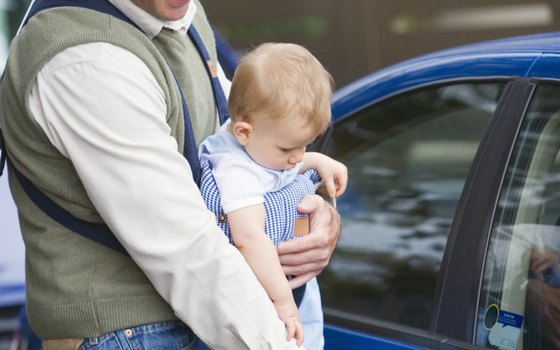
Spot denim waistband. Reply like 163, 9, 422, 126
79, 320, 197, 350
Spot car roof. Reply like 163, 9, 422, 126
418, 31, 560, 58
332, 31, 560, 121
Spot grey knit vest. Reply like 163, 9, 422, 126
0, 2, 217, 339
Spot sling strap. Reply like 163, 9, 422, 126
12, 164, 130, 254
0, 0, 229, 255
188, 28, 229, 126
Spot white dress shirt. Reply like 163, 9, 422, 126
28, 1, 301, 348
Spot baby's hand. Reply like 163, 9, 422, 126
320, 158, 348, 198
274, 300, 304, 346
303, 152, 348, 198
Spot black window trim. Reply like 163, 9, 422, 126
433, 78, 536, 343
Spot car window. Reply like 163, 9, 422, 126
320, 82, 505, 330
477, 83, 560, 350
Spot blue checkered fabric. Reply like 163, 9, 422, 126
200, 161, 321, 246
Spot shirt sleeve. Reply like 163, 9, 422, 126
29, 42, 300, 349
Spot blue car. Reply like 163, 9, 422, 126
317, 31, 560, 349
3, 29, 560, 350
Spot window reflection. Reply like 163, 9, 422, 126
477, 84, 560, 349
321, 82, 504, 329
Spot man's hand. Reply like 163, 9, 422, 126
277, 194, 341, 288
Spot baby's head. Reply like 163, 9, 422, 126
228, 42, 334, 170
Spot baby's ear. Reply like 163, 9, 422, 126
232, 121, 253, 146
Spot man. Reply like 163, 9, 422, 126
0, 0, 340, 349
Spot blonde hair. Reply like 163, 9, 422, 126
228, 42, 334, 135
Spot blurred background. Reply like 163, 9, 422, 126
204, 0, 560, 87
0, 1, 558, 86
0, 0, 560, 348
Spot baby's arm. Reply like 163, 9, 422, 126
228, 205, 304, 346
301, 152, 348, 198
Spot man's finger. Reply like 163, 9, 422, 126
296, 194, 325, 214
278, 232, 323, 256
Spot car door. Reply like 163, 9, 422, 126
472, 57, 560, 350
315, 78, 531, 349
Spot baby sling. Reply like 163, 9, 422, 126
0, 0, 316, 306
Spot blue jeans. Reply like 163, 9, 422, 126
77, 321, 199, 350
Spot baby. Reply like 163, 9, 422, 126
199, 42, 347, 346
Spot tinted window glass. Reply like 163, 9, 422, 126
321, 83, 505, 330
477, 84, 560, 350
